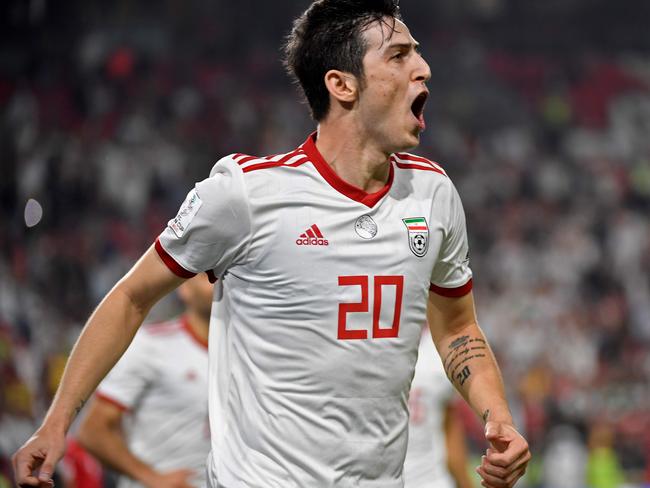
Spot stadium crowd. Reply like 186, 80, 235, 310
1, 0, 649, 486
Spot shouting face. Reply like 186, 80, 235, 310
356, 18, 431, 153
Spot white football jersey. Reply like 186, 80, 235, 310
156, 133, 472, 488
95, 316, 210, 488
403, 329, 455, 488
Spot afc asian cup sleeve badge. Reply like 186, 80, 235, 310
402, 217, 429, 257
169, 188, 203, 238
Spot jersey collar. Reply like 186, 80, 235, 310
181, 315, 209, 350
301, 132, 394, 208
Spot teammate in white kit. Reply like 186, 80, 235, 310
14, 2, 530, 488
77, 274, 212, 488
404, 328, 473, 488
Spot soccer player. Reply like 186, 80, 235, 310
13, 2, 530, 488
76, 274, 213, 488
404, 328, 473, 488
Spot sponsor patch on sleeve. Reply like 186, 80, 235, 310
169, 189, 203, 238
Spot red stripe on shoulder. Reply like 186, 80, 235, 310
394, 161, 447, 177
395, 153, 439, 167
95, 392, 130, 412
237, 148, 302, 166
274, 149, 302, 164
242, 155, 309, 173
236, 155, 260, 165
394, 153, 447, 175
234, 147, 309, 174
287, 156, 310, 167
429, 279, 473, 298
242, 161, 288, 173
155, 239, 197, 279
233, 153, 256, 162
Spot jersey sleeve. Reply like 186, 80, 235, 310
156, 155, 252, 279
95, 330, 157, 411
429, 178, 473, 297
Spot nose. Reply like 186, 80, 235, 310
414, 52, 431, 83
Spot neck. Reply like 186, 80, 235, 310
185, 309, 209, 344
315, 116, 392, 193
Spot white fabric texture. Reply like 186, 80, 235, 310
158, 135, 472, 488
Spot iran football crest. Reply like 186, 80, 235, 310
402, 217, 429, 257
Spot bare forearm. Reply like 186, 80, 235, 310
434, 322, 511, 425
43, 285, 152, 432
12, 248, 185, 488
428, 292, 530, 487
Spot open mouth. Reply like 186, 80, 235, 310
411, 91, 428, 129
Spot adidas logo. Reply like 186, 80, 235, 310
296, 224, 329, 246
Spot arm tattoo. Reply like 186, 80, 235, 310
449, 335, 470, 350
482, 409, 490, 423
443, 336, 488, 387
456, 365, 471, 385
74, 398, 86, 417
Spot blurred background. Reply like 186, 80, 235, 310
1, 0, 649, 486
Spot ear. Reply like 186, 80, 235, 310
323, 69, 358, 104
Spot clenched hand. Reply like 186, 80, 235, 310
476, 421, 531, 488
13, 427, 65, 487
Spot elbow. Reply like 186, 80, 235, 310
112, 280, 152, 319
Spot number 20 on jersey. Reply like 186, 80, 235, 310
338, 275, 404, 340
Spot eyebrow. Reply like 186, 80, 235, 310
385, 41, 419, 51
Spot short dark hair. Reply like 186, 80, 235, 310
283, 0, 401, 121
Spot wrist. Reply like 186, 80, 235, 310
37, 417, 69, 437
135, 466, 160, 487
481, 408, 513, 426
43, 397, 89, 433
